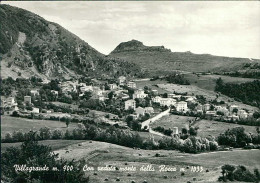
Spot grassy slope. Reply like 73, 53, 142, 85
1, 139, 86, 152
150, 114, 258, 138
16, 140, 259, 183
2, 138, 259, 182
184, 73, 259, 91
1, 115, 78, 137
110, 50, 260, 76
56, 141, 260, 183
193, 120, 258, 138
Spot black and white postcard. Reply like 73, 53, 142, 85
1, 1, 260, 183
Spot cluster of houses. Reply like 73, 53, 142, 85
125, 99, 154, 119
124, 84, 255, 122
2, 87, 60, 115
49, 76, 257, 123
2, 75, 258, 125
59, 77, 138, 102
198, 104, 254, 121
151, 95, 191, 112
124, 88, 191, 120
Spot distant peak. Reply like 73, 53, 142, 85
117, 40, 144, 48
128, 39, 143, 45
111, 40, 171, 54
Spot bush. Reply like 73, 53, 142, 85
11, 111, 20, 117
209, 141, 218, 151
52, 129, 63, 139
39, 127, 51, 140
12, 130, 25, 142
3, 133, 13, 143
233, 166, 257, 182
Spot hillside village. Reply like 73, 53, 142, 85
1, 4, 260, 183
2, 74, 259, 137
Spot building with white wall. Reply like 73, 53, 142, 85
127, 81, 136, 88
118, 76, 126, 86
125, 99, 136, 110
24, 96, 31, 104
133, 89, 148, 99
176, 101, 188, 112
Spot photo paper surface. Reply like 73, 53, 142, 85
1, 1, 260, 182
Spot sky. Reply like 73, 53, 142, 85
3, 1, 260, 59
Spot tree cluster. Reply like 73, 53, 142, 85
217, 127, 260, 148
166, 74, 190, 85
219, 164, 260, 182
1, 135, 88, 183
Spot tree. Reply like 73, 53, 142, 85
66, 118, 71, 128
81, 91, 92, 100
232, 108, 238, 113
39, 127, 51, 140
218, 127, 252, 148
215, 77, 224, 91
256, 127, 260, 134
220, 164, 235, 181
189, 126, 199, 136
52, 129, 63, 139
126, 115, 134, 123
4, 133, 13, 143
108, 91, 114, 100
11, 111, 20, 117
104, 83, 110, 90
253, 112, 260, 119
162, 93, 168, 98
182, 128, 188, 135
216, 111, 224, 116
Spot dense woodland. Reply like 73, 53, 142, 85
215, 78, 260, 108
223, 71, 260, 79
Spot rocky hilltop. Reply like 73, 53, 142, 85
0, 5, 142, 80
111, 39, 171, 53
110, 40, 260, 76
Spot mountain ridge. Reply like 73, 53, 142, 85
0, 5, 142, 80
109, 40, 260, 76
1, 4, 259, 80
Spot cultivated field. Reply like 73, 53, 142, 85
151, 114, 258, 138
1, 115, 78, 137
